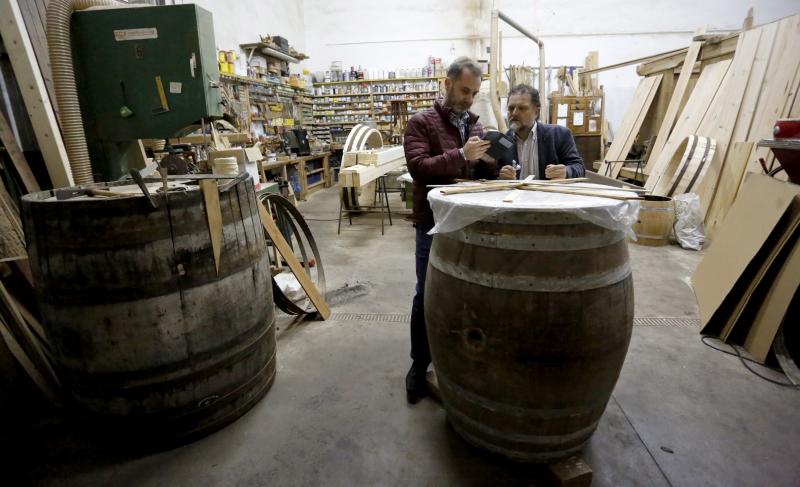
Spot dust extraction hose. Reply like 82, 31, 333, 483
47, 0, 119, 185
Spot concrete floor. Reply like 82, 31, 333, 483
19, 186, 800, 486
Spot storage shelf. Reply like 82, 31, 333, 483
312, 93, 372, 98
306, 168, 325, 175
307, 181, 325, 189
314, 106, 372, 111
314, 76, 440, 86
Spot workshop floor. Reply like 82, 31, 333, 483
20, 187, 800, 486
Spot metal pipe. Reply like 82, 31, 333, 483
47, 0, 120, 185
489, 10, 507, 131
493, 10, 547, 122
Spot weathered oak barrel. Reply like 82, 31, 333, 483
21, 175, 275, 443
425, 189, 636, 462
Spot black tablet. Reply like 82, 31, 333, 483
481, 131, 515, 159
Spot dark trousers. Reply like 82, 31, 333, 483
410, 222, 434, 368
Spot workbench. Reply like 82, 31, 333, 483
262, 152, 331, 200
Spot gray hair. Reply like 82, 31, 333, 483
508, 84, 541, 108
446, 57, 483, 81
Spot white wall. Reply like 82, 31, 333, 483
300, 0, 799, 129
181, 0, 307, 73
190, 0, 799, 130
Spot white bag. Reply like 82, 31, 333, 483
673, 193, 706, 250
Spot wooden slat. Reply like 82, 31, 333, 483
0, 106, 40, 193
0, 179, 26, 262
645, 28, 706, 175
596, 75, 661, 179
0, 0, 73, 187
257, 201, 330, 319
0, 281, 60, 390
743, 15, 800, 177
645, 59, 732, 192
693, 28, 761, 216
704, 141, 755, 237
200, 180, 223, 275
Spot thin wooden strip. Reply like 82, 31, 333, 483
200, 180, 223, 275
0, 179, 26, 262
0, 105, 40, 193
519, 186, 641, 200
258, 201, 330, 319
645, 27, 707, 174
0, 281, 60, 388
0, 316, 58, 402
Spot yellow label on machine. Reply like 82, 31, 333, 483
155, 76, 169, 111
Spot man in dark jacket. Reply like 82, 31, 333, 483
497, 84, 585, 181
402, 57, 496, 404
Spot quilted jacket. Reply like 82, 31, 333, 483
403, 101, 497, 224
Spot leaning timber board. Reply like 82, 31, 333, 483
645, 59, 732, 192
597, 74, 661, 179
645, 27, 706, 173
693, 28, 761, 216
743, 14, 800, 178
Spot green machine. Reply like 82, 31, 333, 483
71, 4, 222, 180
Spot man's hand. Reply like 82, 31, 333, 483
545, 164, 567, 180
463, 136, 491, 160
499, 165, 517, 180
479, 154, 496, 163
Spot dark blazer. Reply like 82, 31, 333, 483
497, 123, 585, 179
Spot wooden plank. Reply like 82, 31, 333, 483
743, 14, 800, 177
0, 0, 73, 188
0, 90, 40, 193
200, 180, 223, 275
704, 141, 755, 237
0, 316, 58, 402
0, 179, 25, 262
645, 59, 732, 192
645, 28, 706, 175
597, 75, 661, 179
0, 281, 60, 390
257, 201, 331, 319
693, 28, 761, 215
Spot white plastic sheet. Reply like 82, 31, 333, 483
673, 193, 706, 250
428, 183, 641, 238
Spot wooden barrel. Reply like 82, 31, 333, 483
632, 195, 675, 246
20, 176, 275, 443
425, 211, 633, 462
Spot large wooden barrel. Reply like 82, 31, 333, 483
425, 210, 634, 462
20, 176, 275, 443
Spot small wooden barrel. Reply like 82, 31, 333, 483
425, 209, 634, 462
21, 176, 275, 444
632, 195, 675, 246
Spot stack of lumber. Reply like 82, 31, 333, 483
338, 157, 406, 188
693, 174, 799, 367
354, 145, 405, 166
597, 13, 800, 237
0, 261, 61, 407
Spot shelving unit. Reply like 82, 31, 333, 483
310, 77, 443, 140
